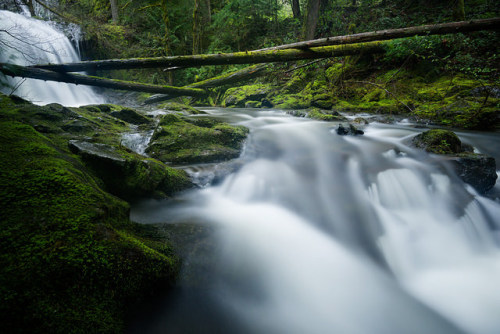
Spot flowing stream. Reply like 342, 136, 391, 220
129, 108, 500, 334
2, 9, 500, 333
0, 10, 104, 106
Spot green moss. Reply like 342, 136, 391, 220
0, 96, 180, 333
305, 108, 347, 121
159, 102, 205, 115
222, 84, 271, 107
147, 114, 249, 164
270, 94, 312, 109
411, 129, 462, 154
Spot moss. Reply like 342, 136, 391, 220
305, 108, 347, 122
159, 102, 205, 115
270, 93, 312, 109
0, 95, 180, 333
147, 114, 249, 164
222, 84, 271, 107
362, 88, 387, 102
411, 129, 462, 154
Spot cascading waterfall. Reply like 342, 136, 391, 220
130, 109, 500, 334
0, 10, 104, 106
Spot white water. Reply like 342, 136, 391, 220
0, 10, 104, 106
130, 109, 500, 334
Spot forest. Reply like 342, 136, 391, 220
0, 0, 499, 333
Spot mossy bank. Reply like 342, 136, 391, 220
0, 93, 193, 333
216, 57, 499, 130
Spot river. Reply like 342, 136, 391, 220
128, 108, 500, 334
2, 10, 500, 333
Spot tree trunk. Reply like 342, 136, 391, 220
31, 41, 386, 72
110, 0, 119, 22
302, 0, 321, 40
452, 0, 465, 21
256, 17, 499, 52
193, 0, 201, 54
291, 0, 301, 19
0, 63, 207, 96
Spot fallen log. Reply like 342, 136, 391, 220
143, 64, 269, 104
30, 41, 386, 73
255, 17, 500, 51
0, 63, 207, 96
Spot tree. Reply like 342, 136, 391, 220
192, 0, 202, 54
291, 0, 301, 19
452, 0, 465, 21
110, 0, 119, 22
302, 0, 320, 40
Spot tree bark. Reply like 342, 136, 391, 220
110, 0, 119, 22
193, 0, 201, 54
452, 0, 465, 21
291, 0, 301, 19
0, 63, 207, 96
302, 0, 321, 40
256, 17, 499, 52
30, 42, 386, 72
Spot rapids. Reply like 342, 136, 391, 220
0, 10, 104, 106
129, 108, 500, 334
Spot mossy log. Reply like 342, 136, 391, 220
0, 63, 207, 96
256, 17, 500, 51
144, 64, 270, 104
30, 42, 386, 72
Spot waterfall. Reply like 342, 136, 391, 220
0, 10, 104, 106
130, 109, 500, 334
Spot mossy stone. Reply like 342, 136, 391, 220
411, 129, 462, 154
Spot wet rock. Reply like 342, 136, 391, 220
69, 140, 192, 199
411, 129, 462, 154
336, 123, 364, 136
62, 120, 94, 133
353, 117, 369, 125
146, 113, 248, 165
110, 108, 151, 125
470, 86, 500, 99
448, 154, 497, 194
411, 129, 497, 193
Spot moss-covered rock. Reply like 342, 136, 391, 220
411, 129, 462, 154
0, 109, 180, 333
158, 102, 206, 115
69, 140, 192, 199
146, 113, 249, 164
411, 129, 497, 193
222, 84, 271, 107
110, 108, 151, 125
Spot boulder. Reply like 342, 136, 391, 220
69, 140, 192, 199
110, 108, 151, 125
146, 113, 249, 165
448, 154, 497, 194
411, 129, 462, 154
336, 123, 364, 136
411, 129, 497, 193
